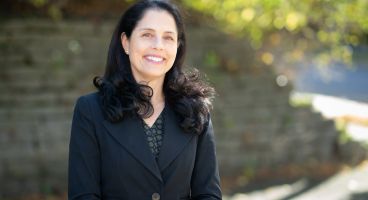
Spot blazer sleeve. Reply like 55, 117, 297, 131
68, 96, 101, 200
191, 117, 222, 200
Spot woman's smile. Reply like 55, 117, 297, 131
144, 54, 165, 64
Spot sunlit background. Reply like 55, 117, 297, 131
0, 0, 367, 199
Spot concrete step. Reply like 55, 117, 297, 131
0, 91, 79, 107
0, 55, 105, 72
0, 79, 71, 92
0, 37, 110, 63
0, 120, 72, 144
0, 19, 115, 37
0, 106, 73, 122
0, 63, 102, 93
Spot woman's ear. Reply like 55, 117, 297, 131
121, 32, 129, 55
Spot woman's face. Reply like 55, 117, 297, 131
122, 9, 178, 83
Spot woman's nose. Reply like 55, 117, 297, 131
152, 37, 164, 50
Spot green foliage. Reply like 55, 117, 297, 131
289, 92, 313, 107
23, 0, 368, 67
204, 51, 220, 68
181, 0, 368, 67
29, 0, 47, 7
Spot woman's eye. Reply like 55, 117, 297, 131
164, 36, 174, 41
142, 33, 152, 37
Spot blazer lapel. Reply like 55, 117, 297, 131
157, 105, 195, 171
101, 116, 163, 182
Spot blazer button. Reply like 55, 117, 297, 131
152, 192, 160, 200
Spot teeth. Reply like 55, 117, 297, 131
146, 56, 163, 62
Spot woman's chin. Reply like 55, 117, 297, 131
134, 72, 166, 83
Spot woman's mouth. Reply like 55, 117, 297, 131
144, 55, 165, 63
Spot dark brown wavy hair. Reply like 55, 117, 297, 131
93, 0, 215, 134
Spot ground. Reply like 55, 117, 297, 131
224, 161, 368, 200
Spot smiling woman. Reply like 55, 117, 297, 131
121, 9, 179, 126
68, 0, 222, 200
121, 9, 178, 90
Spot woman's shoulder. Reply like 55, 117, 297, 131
76, 91, 99, 103
74, 91, 102, 112
79, 91, 99, 100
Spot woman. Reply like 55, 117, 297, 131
68, 0, 222, 199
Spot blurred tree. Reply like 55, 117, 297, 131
181, 0, 368, 68
1, 0, 367, 68
0, 0, 134, 20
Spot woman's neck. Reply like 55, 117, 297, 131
146, 78, 165, 105
135, 76, 165, 111
140, 78, 166, 126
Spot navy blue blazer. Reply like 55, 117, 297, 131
68, 92, 222, 200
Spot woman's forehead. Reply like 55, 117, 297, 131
135, 9, 178, 34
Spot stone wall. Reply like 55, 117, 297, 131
0, 19, 343, 197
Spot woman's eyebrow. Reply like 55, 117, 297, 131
137, 27, 177, 34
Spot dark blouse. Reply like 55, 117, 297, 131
142, 110, 165, 159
